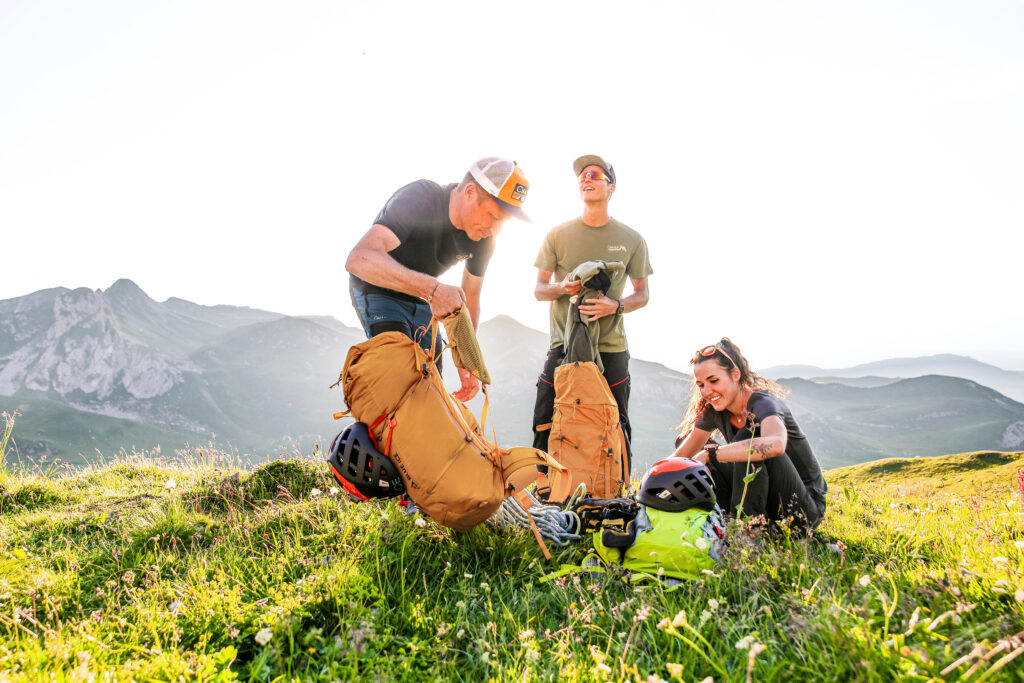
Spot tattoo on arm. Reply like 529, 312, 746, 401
754, 440, 774, 457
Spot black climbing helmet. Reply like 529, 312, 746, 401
327, 422, 405, 500
638, 458, 716, 513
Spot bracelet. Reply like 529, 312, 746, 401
425, 281, 440, 303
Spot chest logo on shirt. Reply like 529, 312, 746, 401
608, 245, 627, 253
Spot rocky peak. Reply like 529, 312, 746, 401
52, 288, 112, 337
104, 278, 151, 302
0, 286, 187, 401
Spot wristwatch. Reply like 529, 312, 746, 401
616, 299, 625, 315
704, 443, 720, 466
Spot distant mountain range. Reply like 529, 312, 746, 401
1, 281, 1023, 471
0, 280, 362, 462
761, 355, 1024, 403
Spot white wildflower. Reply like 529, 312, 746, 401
992, 556, 1009, 566
414, 518, 426, 528
456, 628, 466, 639
594, 662, 612, 675
165, 478, 177, 490
455, 600, 466, 610
646, 675, 668, 683
464, 573, 474, 579
736, 634, 755, 650
1014, 540, 1024, 549
518, 629, 535, 641
254, 628, 272, 646
656, 617, 670, 629
671, 610, 687, 628
699, 609, 712, 626
708, 598, 719, 611
666, 663, 683, 677
329, 486, 339, 496
310, 488, 322, 497
480, 582, 490, 590
695, 536, 708, 551
858, 575, 872, 587
1015, 589, 1024, 603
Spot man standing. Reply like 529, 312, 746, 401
346, 157, 530, 401
532, 154, 652, 453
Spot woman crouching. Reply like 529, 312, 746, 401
673, 338, 827, 530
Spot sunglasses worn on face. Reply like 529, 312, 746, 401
578, 170, 611, 183
691, 339, 737, 368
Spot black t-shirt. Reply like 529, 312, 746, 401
695, 390, 827, 502
350, 180, 496, 303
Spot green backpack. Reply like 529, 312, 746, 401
592, 505, 725, 582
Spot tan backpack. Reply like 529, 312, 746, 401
334, 325, 570, 531
538, 360, 629, 500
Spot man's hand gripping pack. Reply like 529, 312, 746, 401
333, 314, 570, 530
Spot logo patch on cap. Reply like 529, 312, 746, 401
468, 157, 532, 221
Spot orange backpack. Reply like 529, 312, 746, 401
539, 360, 629, 500
334, 329, 570, 530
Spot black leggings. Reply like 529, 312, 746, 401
707, 453, 824, 529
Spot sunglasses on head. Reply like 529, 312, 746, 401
578, 170, 611, 183
691, 339, 737, 368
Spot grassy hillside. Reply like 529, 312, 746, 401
828, 450, 1024, 497
0, 396, 205, 466
1, 416, 1022, 680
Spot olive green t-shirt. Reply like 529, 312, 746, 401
534, 217, 653, 352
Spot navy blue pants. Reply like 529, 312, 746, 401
349, 286, 442, 369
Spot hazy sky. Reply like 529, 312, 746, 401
2, 1, 1022, 372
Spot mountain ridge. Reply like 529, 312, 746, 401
2, 281, 1023, 467
763, 353, 1024, 403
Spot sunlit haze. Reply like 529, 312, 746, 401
2, 1, 1022, 372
